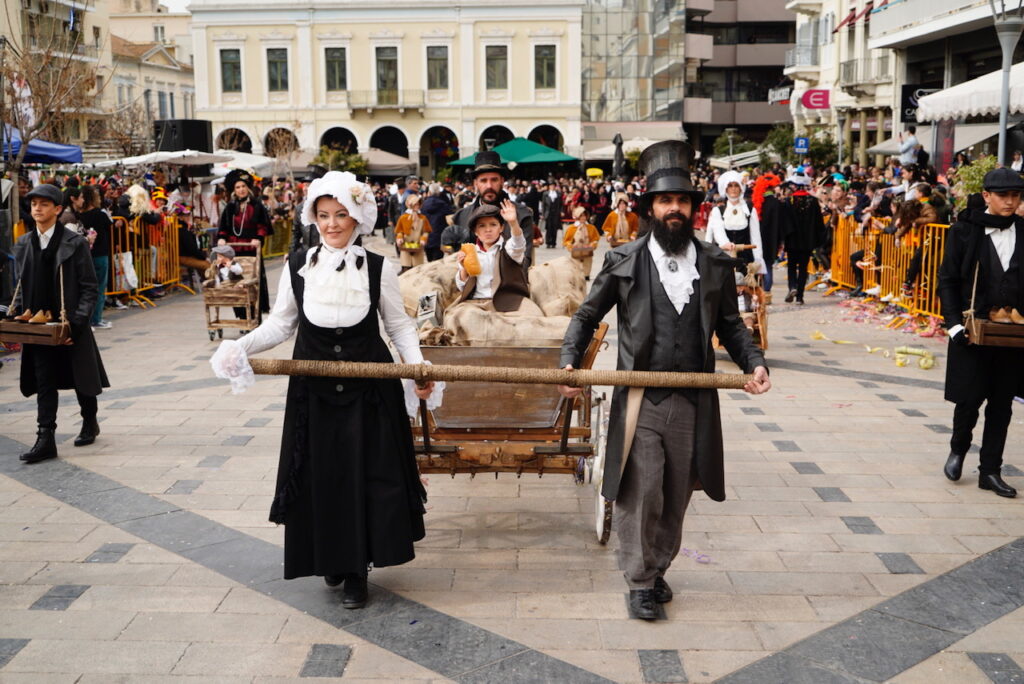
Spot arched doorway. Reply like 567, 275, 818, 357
369, 126, 409, 159
264, 128, 300, 158
319, 127, 358, 153
478, 125, 514, 151
216, 127, 253, 153
527, 125, 564, 151
419, 126, 459, 179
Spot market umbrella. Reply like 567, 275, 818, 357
363, 147, 416, 176
612, 133, 624, 178
96, 149, 233, 168
584, 136, 660, 161
916, 62, 1024, 121
1, 126, 82, 164
450, 137, 579, 166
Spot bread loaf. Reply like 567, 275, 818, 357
461, 243, 482, 277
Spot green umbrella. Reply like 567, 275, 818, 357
449, 137, 578, 166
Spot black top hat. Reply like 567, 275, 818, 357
470, 150, 509, 178
24, 184, 64, 207
984, 168, 1024, 193
638, 141, 703, 206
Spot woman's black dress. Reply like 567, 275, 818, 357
269, 248, 426, 579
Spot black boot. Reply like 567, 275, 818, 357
653, 577, 673, 604
627, 589, 660, 620
342, 574, 368, 609
21, 429, 58, 464
74, 416, 100, 447
324, 575, 344, 587
943, 451, 966, 481
784, 290, 797, 303
979, 473, 1017, 498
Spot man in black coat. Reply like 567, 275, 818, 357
421, 183, 454, 262
782, 173, 825, 304
11, 184, 110, 463
440, 151, 535, 267
540, 181, 563, 248
558, 141, 771, 620
938, 168, 1024, 498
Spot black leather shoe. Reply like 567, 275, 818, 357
324, 575, 344, 587
653, 577, 673, 604
628, 589, 659, 620
784, 290, 797, 303
74, 416, 100, 447
943, 451, 966, 481
342, 575, 368, 609
21, 429, 57, 464
979, 473, 1017, 498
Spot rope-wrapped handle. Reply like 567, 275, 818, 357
248, 358, 753, 390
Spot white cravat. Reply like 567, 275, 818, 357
985, 223, 1016, 272
37, 225, 56, 248
647, 237, 699, 314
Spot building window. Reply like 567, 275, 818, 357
325, 47, 347, 91
169, 93, 175, 118
534, 44, 556, 89
117, 85, 124, 105
157, 91, 168, 119
486, 45, 507, 90
376, 46, 398, 104
154, 25, 165, 42
220, 49, 242, 93
93, 26, 101, 48
427, 45, 448, 90
267, 48, 288, 92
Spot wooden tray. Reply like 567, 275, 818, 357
966, 317, 1024, 348
609, 238, 634, 248
0, 319, 72, 346
399, 244, 425, 253
571, 246, 595, 259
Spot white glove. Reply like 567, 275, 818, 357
210, 339, 255, 394
403, 360, 445, 418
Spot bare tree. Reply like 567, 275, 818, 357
106, 101, 153, 157
1, 0, 105, 222
263, 122, 301, 183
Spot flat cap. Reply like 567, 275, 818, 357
24, 183, 64, 206
983, 168, 1024, 192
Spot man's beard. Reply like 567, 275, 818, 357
649, 213, 694, 255
479, 189, 505, 205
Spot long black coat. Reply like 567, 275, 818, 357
560, 235, 767, 501
783, 193, 825, 253
938, 210, 1024, 403
541, 191, 564, 235
14, 225, 110, 397
758, 194, 785, 265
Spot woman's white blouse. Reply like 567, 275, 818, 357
236, 247, 423, 364
706, 201, 766, 275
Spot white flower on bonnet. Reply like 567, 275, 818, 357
301, 171, 377, 235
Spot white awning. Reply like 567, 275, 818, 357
708, 148, 768, 170
866, 126, 933, 156
584, 136, 662, 161
954, 122, 1000, 152
917, 62, 1024, 121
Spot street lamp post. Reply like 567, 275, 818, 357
725, 127, 736, 168
836, 110, 847, 166
991, 0, 1024, 166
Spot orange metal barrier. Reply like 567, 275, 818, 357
13, 220, 26, 241
107, 215, 193, 308
263, 217, 291, 258
829, 215, 948, 319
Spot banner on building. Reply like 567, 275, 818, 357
801, 89, 830, 110
901, 85, 940, 124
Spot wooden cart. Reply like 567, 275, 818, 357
202, 243, 262, 341
413, 323, 615, 543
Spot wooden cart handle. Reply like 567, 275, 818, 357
248, 358, 752, 389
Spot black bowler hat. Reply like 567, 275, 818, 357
470, 150, 509, 178
983, 168, 1024, 192
638, 141, 704, 209
24, 183, 64, 207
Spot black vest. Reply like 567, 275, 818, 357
646, 250, 703, 405
720, 203, 754, 264
29, 227, 62, 312
287, 246, 395, 404
982, 235, 1020, 312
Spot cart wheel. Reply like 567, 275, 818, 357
596, 491, 613, 545
208, 331, 215, 341
217, 329, 223, 339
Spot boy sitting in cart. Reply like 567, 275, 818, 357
205, 244, 244, 288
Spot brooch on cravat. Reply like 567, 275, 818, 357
667, 259, 678, 273
732, 208, 739, 215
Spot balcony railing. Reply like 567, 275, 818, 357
784, 45, 819, 69
838, 56, 893, 86
347, 90, 425, 109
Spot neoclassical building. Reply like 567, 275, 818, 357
189, 0, 583, 177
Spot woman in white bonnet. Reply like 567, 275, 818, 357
706, 170, 766, 277
210, 171, 435, 609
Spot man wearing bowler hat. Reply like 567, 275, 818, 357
441, 150, 536, 268
938, 167, 1024, 498
9, 184, 110, 464
558, 141, 771, 620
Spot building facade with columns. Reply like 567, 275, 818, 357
785, 0, 897, 166
189, 0, 583, 177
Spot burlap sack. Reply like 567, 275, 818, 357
444, 301, 571, 347
398, 254, 461, 318
528, 256, 586, 318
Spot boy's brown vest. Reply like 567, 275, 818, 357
455, 245, 530, 312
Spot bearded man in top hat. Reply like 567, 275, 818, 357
440, 151, 536, 268
10, 184, 110, 463
938, 167, 1024, 498
558, 141, 771, 620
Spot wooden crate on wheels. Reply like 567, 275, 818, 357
202, 243, 261, 341
414, 323, 616, 543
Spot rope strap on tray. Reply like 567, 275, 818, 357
249, 358, 752, 389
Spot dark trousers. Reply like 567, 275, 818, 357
91, 256, 110, 325
951, 396, 1013, 475
905, 247, 923, 286
32, 346, 98, 431
787, 249, 811, 300
544, 222, 559, 247
850, 249, 865, 287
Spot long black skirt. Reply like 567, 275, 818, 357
270, 377, 426, 579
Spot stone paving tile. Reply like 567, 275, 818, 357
2, 639, 190, 675
638, 649, 688, 683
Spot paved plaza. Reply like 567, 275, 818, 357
1, 242, 1024, 683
